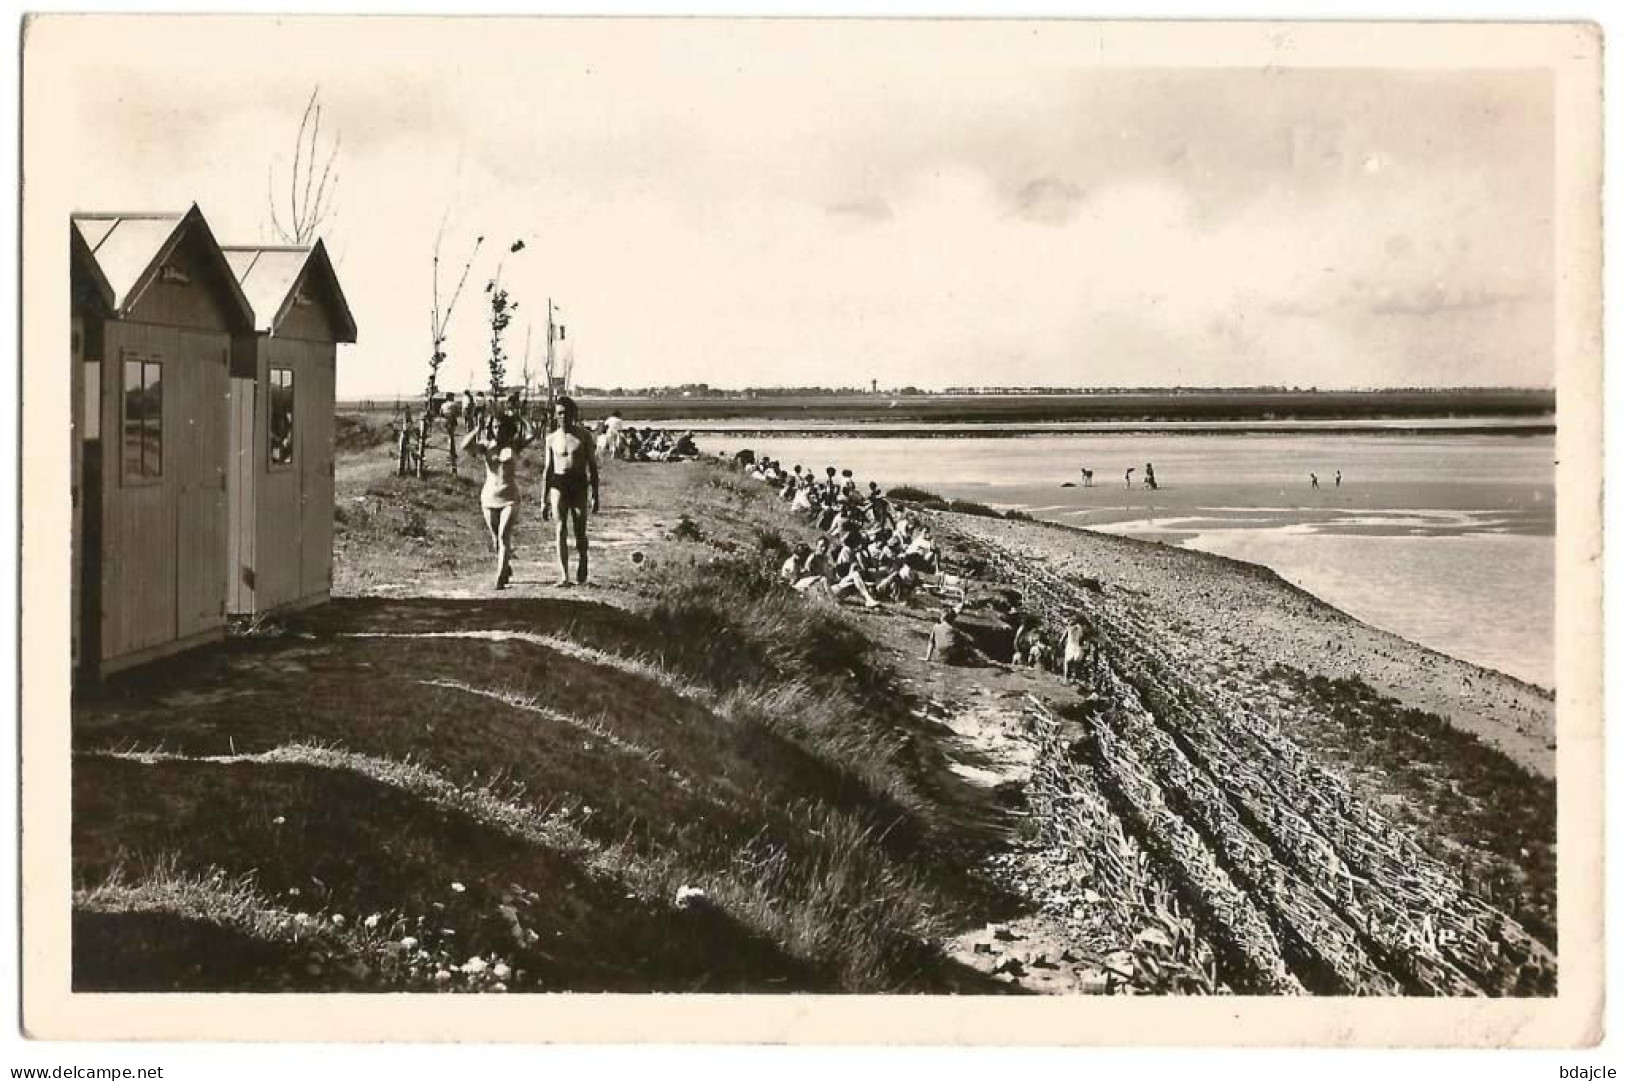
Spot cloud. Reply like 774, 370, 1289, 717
826, 199, 894, 223
50, 22, 1556, 392
1367, 288, 1539, 318
1010, 177, 1085, 224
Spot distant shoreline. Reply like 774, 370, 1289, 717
336, 388, 1556, 431
649, 419, 1556, 438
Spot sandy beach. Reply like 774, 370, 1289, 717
938, 514, 1555, 777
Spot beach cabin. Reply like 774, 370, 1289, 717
70, 206, 257, 677
221, 241, 357, 617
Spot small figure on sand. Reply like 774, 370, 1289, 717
1143, 462, 1158, 491
1080, 467, 1094, 487
1335, 470, 1342, 488
1310, 472, 1320, 490
540, 396, 601, 587
1011, 617, 1037, 665
1062, 610, 1097, 681
604, 409, 626, 459
1125, 466, 1136, 489
461, 405, 537, 590
925, 606, 969, 665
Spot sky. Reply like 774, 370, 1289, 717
39, 18, 1556, 397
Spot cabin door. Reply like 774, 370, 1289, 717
300, 347, 334, 598
71, 317, 83, 671
174, 332, 230, 638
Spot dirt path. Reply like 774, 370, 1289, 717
334, 448, 690, 612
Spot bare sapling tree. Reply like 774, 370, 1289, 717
540, 307, 559, 425
421, 217, 484, 477
518, 322, 536, 419
560, 333, 577, 399
268, 87, 341, 245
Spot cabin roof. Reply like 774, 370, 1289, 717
220, 239, 358, 343
70, 204, 255, 330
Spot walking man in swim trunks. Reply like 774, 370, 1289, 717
541, 396, 601, 586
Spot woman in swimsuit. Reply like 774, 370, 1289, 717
462, 409, 536, 589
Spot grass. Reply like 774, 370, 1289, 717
73, 754, 819, 992
72, 454, 1016, 992
334, 413, 401, 453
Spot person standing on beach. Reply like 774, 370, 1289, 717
1062, 611, 1097, 681
925, 607, 968, 665
540, 396, 601, 586
604, 409, 626, 459
1011, 617, 1035, 665
1310, 472, 1320, 490
462, 407, 537, 589
1335, 470, 1342, 488
1144, 462, 1158, 491
1080, 467, 1093, 487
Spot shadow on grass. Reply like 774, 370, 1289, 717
73, 910, 365, 993
73, 593, 1028, 991
74, 756, 832, 992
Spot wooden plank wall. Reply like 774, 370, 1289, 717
279, 294, 338, 344
300, 341, 336, 600
125, 232, 232, 333
71, 316, 84, 670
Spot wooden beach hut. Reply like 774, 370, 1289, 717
70, 205, 257, 677
221, 241, 357, 617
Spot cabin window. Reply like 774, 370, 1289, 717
269, 367, 296, 467
121, 356, 163, 481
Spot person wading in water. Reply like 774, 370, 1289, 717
540, 396, 601, 587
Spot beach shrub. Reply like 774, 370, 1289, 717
671, 515, 704, 542
938, 499, 1003, 518
882, 484, 1006, 519
754, 527, 788, 556
398, 509, 429, 540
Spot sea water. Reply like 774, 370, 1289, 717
697, 431, 1556, 689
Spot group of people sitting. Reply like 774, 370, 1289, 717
594, 411, 701, 463
736, 455, 956, 612
736, 450, 1102, 679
